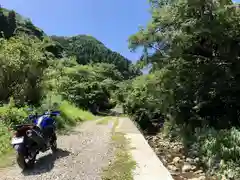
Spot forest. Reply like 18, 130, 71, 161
1, 0, 240, 178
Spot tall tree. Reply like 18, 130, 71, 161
127, 0, 240, 128
6, 10, 17, 38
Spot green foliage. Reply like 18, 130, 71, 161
0, 122, 12, 158
51, 35, 142, 79
0, 97, 29, 126
189, 127, 240, 179
0, 6, 45, 39
120, 70, 173, 130
122, 0, 240, 177
126, 0, 240, 129
59, 101, 95, 127
56, 62, 121, 111
0, 35, 48, 106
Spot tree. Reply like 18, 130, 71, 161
6, 10, 17, 38
126, 0, 240, 130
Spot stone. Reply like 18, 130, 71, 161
173, 157, 181, 164
194, 170, 204, 175
167, 154, 172, 159
194, 157, 200, 163
167, 164, 179, 172
189, 176, 205, 180
191, 165, 197, 171
182, 163, 193, 172
186, 157, 194, 164
198, 176, 206, 180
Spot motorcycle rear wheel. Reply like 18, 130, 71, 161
16, 153, 27, 170
16, 150, 36, 170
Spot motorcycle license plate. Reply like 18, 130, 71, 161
11, 137, 24, 144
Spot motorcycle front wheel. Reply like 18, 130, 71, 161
50, 140, 57, 153
50, 133, 58, 153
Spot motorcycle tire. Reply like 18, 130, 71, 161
16, 152, 27, 170
16, 152, 36, 170
50, 132, 58, 153
51, 140, 57, 153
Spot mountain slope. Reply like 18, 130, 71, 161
51, 35, 141, 79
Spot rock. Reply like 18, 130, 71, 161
167, 165, 179, 172
186, 157, 195, 164
198, 176, 206, 180
189, 177, 205, 180
182, 163, 193, 172
167, 154, 172, 159
152, 136, 158, 142
194, 169, 203, 175
194, 157, 200, 163
191, 165, 197, 171
172, 157, 181, 164
173, 146, 179, 151
190, 150, 198, 157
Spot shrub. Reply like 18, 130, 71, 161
0, 98, 28, 126
187, 127, 240, 179
0, 35, 48, 106
0, 122, 12, 158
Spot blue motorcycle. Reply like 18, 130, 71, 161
10, 110, 60, 170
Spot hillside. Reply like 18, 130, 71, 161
51, 35, 141, 79
0, 6, 45, 39
0, 6, 140, 80
0, 5, 141, 118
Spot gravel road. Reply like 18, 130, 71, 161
0, 120, 114, 180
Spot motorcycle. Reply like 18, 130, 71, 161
10, 110, 60, 170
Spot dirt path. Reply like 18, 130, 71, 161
1, 120, 115, 180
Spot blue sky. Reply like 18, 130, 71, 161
1, 0, 151, 63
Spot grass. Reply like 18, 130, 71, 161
57, 100, 96, 130
102, 118, 136, 180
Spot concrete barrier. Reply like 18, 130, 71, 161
116, 117, 173, 180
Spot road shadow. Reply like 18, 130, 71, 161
22, 148, 71, 176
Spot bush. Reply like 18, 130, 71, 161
0, 98, 28, 126
186, 127, 240, 179
58, 63, 121, 112
121, 70, 174, 131
0, 123, 12, 158
0, 35, 48, 106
